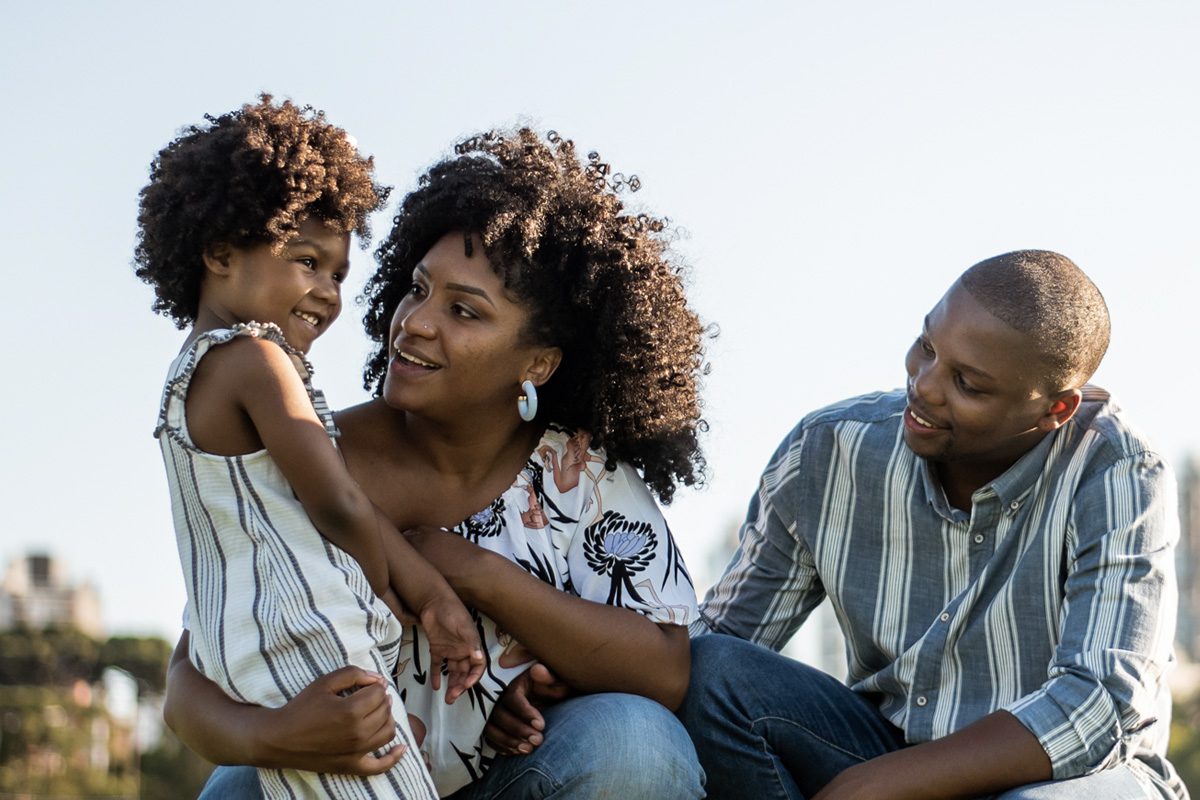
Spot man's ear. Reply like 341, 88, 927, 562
525, 346, 563, 387
202, 243, 234, 276
1037, 389, 1082, 432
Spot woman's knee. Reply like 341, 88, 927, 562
198, 765, 261, 799
542, 693, 704, 797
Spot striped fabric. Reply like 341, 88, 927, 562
694, 388, 1186, 797
156, 324, 437, 799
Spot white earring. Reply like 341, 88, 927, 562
518, 380, 538, 421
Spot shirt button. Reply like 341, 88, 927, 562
1009, 501, 1020, 511
973, 533, 984, 544
916, 696, 928, 707
940, 612, 950, 622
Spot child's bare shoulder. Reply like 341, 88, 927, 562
197, 333, 300, 386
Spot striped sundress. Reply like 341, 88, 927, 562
155, 323, 437, 799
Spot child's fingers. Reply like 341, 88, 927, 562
428, 660, 442, 692
464, 655, 485, 690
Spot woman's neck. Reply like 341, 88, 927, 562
393, 401, 546, 490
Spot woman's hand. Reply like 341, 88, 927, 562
483, 663, 573, 755
263, 666, 406, 775
164, 633, 403, 776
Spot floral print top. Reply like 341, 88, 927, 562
394, 424, 697, 796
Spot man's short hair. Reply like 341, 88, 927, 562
960, 250, 1109, 390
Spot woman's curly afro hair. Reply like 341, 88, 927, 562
134, 94, 389, 328
362, 128, 709, 503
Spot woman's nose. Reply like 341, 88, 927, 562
401, 305, 435, 338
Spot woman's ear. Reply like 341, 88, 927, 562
526, 346, 563, 387
202, 242, 234, 276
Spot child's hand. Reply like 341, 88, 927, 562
418, 593, 485, 703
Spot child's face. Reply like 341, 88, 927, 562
212, 219, 351, 353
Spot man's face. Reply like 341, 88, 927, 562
902, 282, 1057, 476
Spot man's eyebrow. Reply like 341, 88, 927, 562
414, 264, 496, 308
923, 313, 995, 382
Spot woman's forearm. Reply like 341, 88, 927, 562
445, 546, 690, 708
164, 633, 272, 765
164, 633, 404, 775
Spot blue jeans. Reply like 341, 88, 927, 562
200, 692, 704, 799
680, 634, 1167, 800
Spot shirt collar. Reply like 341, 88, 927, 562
917, 428, 1062, 520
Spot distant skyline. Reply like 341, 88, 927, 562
2, 1, 1197, 639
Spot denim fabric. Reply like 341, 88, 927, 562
682, 634, 1178, 800
447, 692, 703, 799
198, 692, 703, 799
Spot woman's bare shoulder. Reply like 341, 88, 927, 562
335, 399, 405, 455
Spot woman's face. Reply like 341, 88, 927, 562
382, 231, 559, 420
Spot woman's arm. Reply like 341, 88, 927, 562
163, 633, 403, 774
401, 528, 691, 709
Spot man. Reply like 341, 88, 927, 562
680, 251, 1186, 799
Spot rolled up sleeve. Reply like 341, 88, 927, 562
1005, 450, 1178, 778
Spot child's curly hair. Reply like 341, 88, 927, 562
134, 94, 389, 328
362, 128, 709, 503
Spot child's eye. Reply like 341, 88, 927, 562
332, 271, 347, 284
296, 257, 317, 271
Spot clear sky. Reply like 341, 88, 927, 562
2, 1, 1197, 641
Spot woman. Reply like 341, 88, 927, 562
164, 128, 710, 799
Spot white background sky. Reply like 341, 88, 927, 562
2, 1, 1197, 641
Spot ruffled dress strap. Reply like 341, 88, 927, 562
153, 322, 339, 449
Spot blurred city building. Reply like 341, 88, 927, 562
0, 552, 103, 637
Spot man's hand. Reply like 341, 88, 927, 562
484, 663, 573, 755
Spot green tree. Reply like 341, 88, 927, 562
99, 635, 173, 692
1170, 691, 1200, 794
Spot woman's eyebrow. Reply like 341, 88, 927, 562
414, 264, 496, 308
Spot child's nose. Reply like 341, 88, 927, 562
312, 274, 341, 303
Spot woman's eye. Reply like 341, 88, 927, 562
408, 283, 426, 297
452, 303, 478, 320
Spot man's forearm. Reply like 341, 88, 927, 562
814, 710, 1051, 800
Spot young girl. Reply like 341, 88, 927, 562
135, 96, 483, 799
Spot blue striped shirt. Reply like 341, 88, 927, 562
695, 388, 1185, 796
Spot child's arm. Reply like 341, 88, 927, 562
379, 514, 485, 701
199, 338, 483, 693
200, 337, 391, 593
